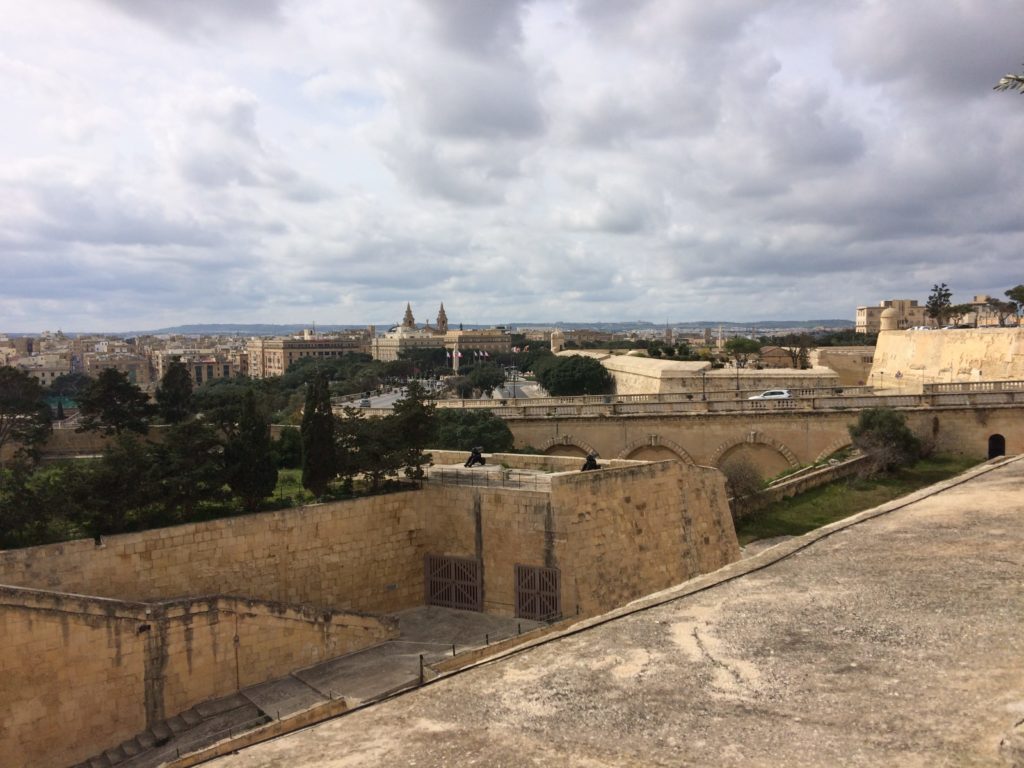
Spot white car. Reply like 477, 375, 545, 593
748, 389, 792, 400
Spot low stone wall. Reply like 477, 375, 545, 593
730, 455, 870, 519
0, 585, 395, 768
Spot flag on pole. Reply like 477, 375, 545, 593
446, 351, 451, 360
483, 351, 489, 358
524, 345, 530, 352
512, 346, 520, 353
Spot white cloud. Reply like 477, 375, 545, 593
1, 0, 1023, 331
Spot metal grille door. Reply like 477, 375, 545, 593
425, 555, 482, 611
515, 564, 561, 621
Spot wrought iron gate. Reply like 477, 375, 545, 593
425, 555, 482, 611
515, 564, 561, 621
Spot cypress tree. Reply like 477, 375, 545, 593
225, 390, 278, 512
301, 372, 336, 497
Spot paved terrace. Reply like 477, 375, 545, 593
210, 456, 1024, 767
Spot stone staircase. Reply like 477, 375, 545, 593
70, 693, 269, 768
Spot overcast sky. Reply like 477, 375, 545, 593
2, 0, 1023, 332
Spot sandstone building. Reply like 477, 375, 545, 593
855, 298, 933, 334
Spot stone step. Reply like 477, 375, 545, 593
135, 730, 157, 750
150, 722, 173, 743
103, 745, 126, 765
87, 755, 112, 768
181, 707, 203, 727
165, 715, 189, 735
119, 737, 142, 758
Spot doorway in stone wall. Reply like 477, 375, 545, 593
515, 564, 561, 621
424, 554, 482, 612
988, 434, 1006, 459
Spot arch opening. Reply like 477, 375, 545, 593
988, 434, 1006, 459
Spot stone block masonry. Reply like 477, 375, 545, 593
0, 451, 740, 767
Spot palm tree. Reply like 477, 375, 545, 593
994, 69, 1024, 94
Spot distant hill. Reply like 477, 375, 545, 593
8, 319, 854, 337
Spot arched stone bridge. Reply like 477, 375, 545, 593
504, 392, 1024, 475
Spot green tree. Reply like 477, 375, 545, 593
352, 416, 404, 491
391, 382, 436, 481
534, 355, 614, 396
73, 434, 159, 538
301, 373, 336, 497
273, 426, 302, 469
77, 368, 154, 435
48, 371, 92, 402
225, 390, 278, 512
1005, 285, 1024, 323
0, 366, 52, 467
986, 297, 1017, 326
192, 379, 251, 439
155, 361, 194, 424
1, 460, 85, 547
849, 407, 921, 476
433, 409, 514, 452
723, 337, 762, 368
925, 283, 953, 327
468, 363, 506, 397
947, 303, 975, 327
449, 375, 474, 398
150, 419, 225, 522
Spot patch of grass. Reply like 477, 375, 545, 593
734, 454, 980, 546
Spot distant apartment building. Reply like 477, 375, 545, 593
247, 330, 370, 379
855, 299, 933, 334
83, 354, 153, 387
15, 353, 71, 387
152, 349, 249, 386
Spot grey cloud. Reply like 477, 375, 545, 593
835, 1, 1024, 99
420, 0, 529, 58
29, 181, 223, 248
411, 58, 545, 140
98, 0, 285, 40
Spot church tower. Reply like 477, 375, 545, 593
402, 303, 415, 329
436, 303, 449, 333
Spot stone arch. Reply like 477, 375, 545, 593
710, 430, 799, 469
616, 435, 694, 464
814, 437, 853, 464
988, 434, 1006, 459
539, 434, 597, 458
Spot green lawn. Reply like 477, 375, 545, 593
734, 455, 980, 545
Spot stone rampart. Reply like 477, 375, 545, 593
870, 327, 1024, 387
0, 492, 427, 613
0, 585, 394, 768
0, 454, 741, 766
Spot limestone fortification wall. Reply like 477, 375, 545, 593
870, 328, 1024, 387
596, 354, 839, 395
0, 586, 394, 768
551, 461, 738, 616
420, 461, 738, 618
0, 492, 426, 613
0, 456, 740, 766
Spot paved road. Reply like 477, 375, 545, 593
210, 457, 1024, 767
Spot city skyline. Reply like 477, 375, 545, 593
2, 1, 1023, 331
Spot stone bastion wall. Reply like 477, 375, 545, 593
0, 452, 738, 767
870, 327, 1024, 388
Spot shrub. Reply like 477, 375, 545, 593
849, 407, 921, 476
